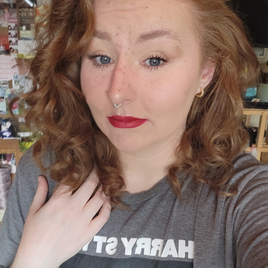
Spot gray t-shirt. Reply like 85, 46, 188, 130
0, 149, 268, 268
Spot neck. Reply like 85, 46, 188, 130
118, 141, 178, 194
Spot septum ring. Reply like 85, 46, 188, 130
114, 103, 122, 108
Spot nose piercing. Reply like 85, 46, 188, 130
114, 103, 122, 108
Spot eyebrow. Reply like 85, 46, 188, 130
136, 29, 181, 44
94, 30, 112, 42
94, 29, 181, 44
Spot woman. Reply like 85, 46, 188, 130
0, 0, 267, 267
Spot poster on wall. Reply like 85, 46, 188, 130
8, 17, 18, 56
19, 7, 34, 40
0, 0, 17, 55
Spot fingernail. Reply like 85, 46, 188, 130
38, 176, 42, 184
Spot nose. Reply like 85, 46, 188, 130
106, 62, 136, 107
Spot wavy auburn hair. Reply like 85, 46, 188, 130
22, 0, 258, 201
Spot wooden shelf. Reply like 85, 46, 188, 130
0, 139, 23, 165
243, 108, 268, 161
0, 114, 12, 118
0, 139, 23, 183
0, 114, 25, 118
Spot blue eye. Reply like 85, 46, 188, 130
145, 56, 166, 68
149, 58, 162, 66
96, 55, 112, 65
87, 54, 114, 67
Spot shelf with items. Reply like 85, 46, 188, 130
0, 139, 20, 223
0, 138, 22, 163
0, 114, 36, 224
243, 108, 268, 161
0, 138, 22, 183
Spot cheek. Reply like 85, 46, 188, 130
141, 73, 198, 116
80, 66, 105, 104
80, 64, 91, 96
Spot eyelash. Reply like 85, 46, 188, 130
87, 54, 168, 70
144, 55, 168, 71
87, 54, 112, 68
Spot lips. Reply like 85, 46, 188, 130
107, 116, 147, 128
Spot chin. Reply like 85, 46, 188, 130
107, 134, 148, 154
111, 139, 144, 153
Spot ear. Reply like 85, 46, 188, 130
198, 61, 215, 92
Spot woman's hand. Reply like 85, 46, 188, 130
11, 172, 111, 268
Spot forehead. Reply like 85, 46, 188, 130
94, 0, 197, 38
94, 0, 191, 11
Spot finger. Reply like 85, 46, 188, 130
87, 196, 111, 234
28, 176, 48, 215
72, 171, 99, 205
83, 186, 106, 219
53, 183, 72, 197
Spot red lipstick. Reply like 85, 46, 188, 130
107, 116, 147, 128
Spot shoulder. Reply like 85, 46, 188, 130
14, 146, 57, 202
17, 145, 53, 174
193, 154, 268, 266
3, 146, 57, 225
227, 154, 268, 267
194, 152, 268, 218
229, 153, 268, 190
233, 152, 268, 174
0, 147, 57, 267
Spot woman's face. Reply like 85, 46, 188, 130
81, 0, 214, 154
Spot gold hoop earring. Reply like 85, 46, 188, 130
195, 88, 204, 98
